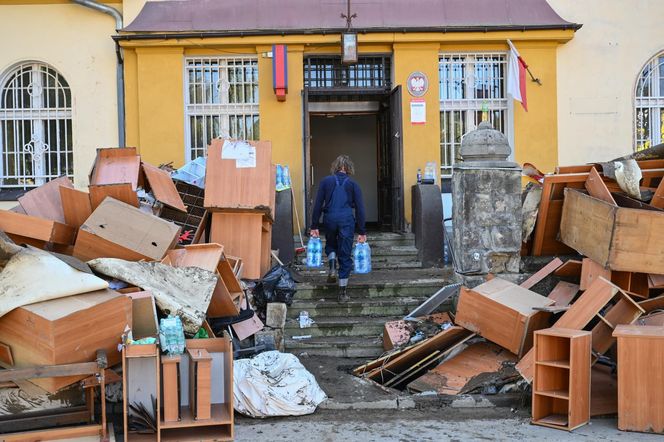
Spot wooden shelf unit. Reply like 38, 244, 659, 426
532, 328, 591, 431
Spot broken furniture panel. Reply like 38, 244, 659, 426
517, 276, 622, 382
547, 281, 579, 307
580, 258, 611, 291
74, 198, 180, 261
520, 257, 563, 290
59, 186, 92, 230
455, 278, 554, 357
161, 355, 182, 423
591, 364, 617, 417
589, 293, 644, 357
554, 259, 582, 279
610, 271, 650, 299
584, 166, 616, 205
613, 325, 664, 434
209, 212, 272, 280
89, 147, 141, 191
532, 173, 587, 256
17, 176, 74, 223
0, 210, 75, 247
532, 328, 591, 431
383, 320, 413, 351
638, 294, 664, 313
204, 139, 275, 216
560, 188, 664, 274
89, 183, 139, 211
0, 289, 130, 393
158, 181, 206, 246
406, 341, 517, 395
187, 348, 212, 421
142, 162, 187, 213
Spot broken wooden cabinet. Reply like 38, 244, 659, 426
455, 278, 554, 357
613, 325, 664, 434
161, 355, 181, 423
532, 328, 591, 431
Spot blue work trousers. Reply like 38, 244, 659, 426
324, 214, 355, 280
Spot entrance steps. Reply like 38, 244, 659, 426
285, 232, 456, 358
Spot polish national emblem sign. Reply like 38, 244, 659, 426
407, 71, 428, 97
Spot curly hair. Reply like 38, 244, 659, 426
330, 155, 355, 175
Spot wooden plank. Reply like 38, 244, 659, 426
204, 139, 275, 215
79, 198, 180, 261
553, 259, 582, 279
210, 212, 266, 279
17, 176, 74, 223
0, 424, 102, 442
648, 273, 664, 288
516, 277, 620, 383
89, 147, 141, 190
406, 342, 516, 395
580, 258, 611, 291
455, 278, 554, 357
59, 186, 92, 230
639, 294, 664, 313
142, 162, 187, 212
0, 361, 100, 383
612, 192, 663, 211
547, 281, 579, 307
89, 183, 139, 211
613, 325, 664, 433
520, 258, 563, 290
584, 167, 616, 205
73, 229, 151, 262
0, 210, 75, 245
366, 327, 473, 385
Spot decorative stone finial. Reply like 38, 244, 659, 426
459, 121, 517, 167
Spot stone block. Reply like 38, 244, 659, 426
255, 328, 284, 352
266, 302, 287, 329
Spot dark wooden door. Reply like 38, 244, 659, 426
388, 86, 405, 232
302, 87, 312, 231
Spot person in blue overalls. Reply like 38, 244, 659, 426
310, 155, 367, 302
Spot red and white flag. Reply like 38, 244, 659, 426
507, 39, 528, 112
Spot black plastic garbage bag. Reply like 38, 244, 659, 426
253, 265, 297, 313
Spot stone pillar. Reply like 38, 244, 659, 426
452, 122, 522, 275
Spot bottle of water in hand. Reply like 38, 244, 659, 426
307, 237, 322, 268
354, 242, 371, 274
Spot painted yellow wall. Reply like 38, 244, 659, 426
120, 29, 573, 227
393, 43, 441, 226
0, 2, 122, 189
549, 0, 664, 166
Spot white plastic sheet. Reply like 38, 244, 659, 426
233, 351, 327, 418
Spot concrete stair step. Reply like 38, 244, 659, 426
294, 281, 446, 300
284, 335, 384, 358
298, 260, 423, 275
284, 315, 401, 338
287, 296, 428, 317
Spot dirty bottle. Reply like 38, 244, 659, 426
307, 237, 322, 268
354, 242, 371, 274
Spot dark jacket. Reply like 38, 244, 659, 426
311, 172, 366, 235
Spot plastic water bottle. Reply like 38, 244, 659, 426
307, 237, 322, 268
159, 316, 185, 355
417, 168, 422, 184
283, 165, 291, 189
276, 164, 285, 191
354, 242, 371, 274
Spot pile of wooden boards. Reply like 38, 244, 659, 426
517, 157, 664, 434
0, 144, 280, 440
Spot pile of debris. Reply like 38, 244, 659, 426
356, 150, 664, 435
0, 141, 315, 440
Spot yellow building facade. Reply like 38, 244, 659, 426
119, 28, 574, 228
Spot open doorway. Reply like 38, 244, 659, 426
310, 114, 379, 224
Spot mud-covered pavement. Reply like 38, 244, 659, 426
235, 408, 660, 441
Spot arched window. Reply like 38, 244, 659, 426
635, 53, 664, 151
0, 62, 73, 189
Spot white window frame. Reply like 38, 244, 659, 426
183, 56, 259, 162
0, 61, 73, 189
635, 52, 664, 151
438, 52, 513, 179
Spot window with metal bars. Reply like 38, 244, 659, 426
0, 62, 73, 189
304, 55, 391, 91
635, 53, 664, 151
439, 53, 509, 178
184, 57, 259, 161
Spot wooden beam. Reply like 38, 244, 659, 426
520, 258, 563, 290
0, 361, 100, 383
0, 423, 102, 442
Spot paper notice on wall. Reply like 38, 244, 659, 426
236, 146, 257, 168
221, 140, 252, 160
221, 140, 257, 168
410, 99, 426, 124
